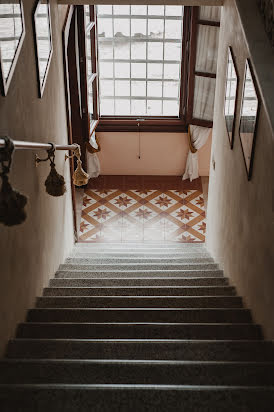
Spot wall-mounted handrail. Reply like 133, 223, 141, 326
0, 138, 78, 151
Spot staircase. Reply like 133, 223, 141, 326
0, 243, 274, 411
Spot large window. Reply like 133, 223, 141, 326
96, 5, 184, 117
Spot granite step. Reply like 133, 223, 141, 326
43, 286, 236, 297
1, 359, 274, 386
49, 277, 229, 288
55, 269, 224, 278
0, 384, 273, 412
65, 257, 214, 264
26, 308, 252, 324
7, 339, 274, 361
36, 295, 243, 309
60, 263, 218, 271
15, 322, 262, 340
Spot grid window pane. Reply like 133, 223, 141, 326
97, 5, 183, 117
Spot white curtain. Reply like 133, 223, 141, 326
87, 132, 100, 178
183, 125, 211, 182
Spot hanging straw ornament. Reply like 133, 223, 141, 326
65, 144, 89, 186
0, 136, 28, 226
36, 143, 66, 197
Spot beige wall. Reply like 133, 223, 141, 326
206, 0, 274, 338
97, 131, 212, 176
0, 1, 74, 355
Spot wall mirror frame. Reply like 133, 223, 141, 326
33, 0, 53, 98
224, 46, 239, 149
0, 0, 25, 96
239, 58, 260, 181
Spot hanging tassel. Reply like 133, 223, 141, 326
0, 136, 28, 226
65, 144, 89, 186
36, 143, 66, 197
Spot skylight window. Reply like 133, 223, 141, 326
96, 5, 184, 117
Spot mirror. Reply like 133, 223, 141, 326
224, 47, 238, 148
33, 0, 52, 97
0, 1, 25, 96
239, 59, 260, 180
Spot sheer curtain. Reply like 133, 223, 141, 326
183, 125, 211, 182
86, 132, 101, 178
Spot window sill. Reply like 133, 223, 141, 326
96, 117, 188, 133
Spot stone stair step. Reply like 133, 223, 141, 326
66, 257, 214, 264
15, 322, 262, 340
71, 252, 212, 258
26, 308, 252, 324
0, 359, 274, 386
0, 384, 273, 412
43, 286, 236, 297
36, 295, 243, 309
60, 263, 218, 271
55, 269, 224, 278
7, 339, 274, 361
49, 277, 229, 287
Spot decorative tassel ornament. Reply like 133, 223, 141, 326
36, 143, 66, 197
65, 144, 89, 186
0, 136, 28, 226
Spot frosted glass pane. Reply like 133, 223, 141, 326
147, 63, 162, 79
131, 81, 146, 97
100, 62, 113, 78
165, 20, 182, 39
165, 6, 183, 16
113, 5, 130, 15
97, 18, 112, 37
115, 99, 130, 115
164, 43, 181, 61
148, 6, 164, 15
131, 63, 146, 78
131, 19, 146, 37
98, 42, 113, 59
148, 43, 163, 60
147, 81, 162, 97
164, 64, 180, 79
100, 99, 114, 115
115, 80, 130, 96
163, 100, 179, 116
147, 100, 162, 115
163, 81, 179, 98
148, 19, 164, 38
131, 6, 147, 15
100, 80, 114, 96
114, 42, 130, 59
114, 62, 130, 78
114, 19, 130, 37
97, 5, 112, 15
131, 43, 146, 60
131, 100, 146, 115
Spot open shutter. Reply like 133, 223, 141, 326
77, 5, 99, 141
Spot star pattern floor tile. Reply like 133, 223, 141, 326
79, 184, 206, 243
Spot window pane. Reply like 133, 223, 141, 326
147, 63, 162, 79
115, 80, 130, 96
131, 42, 146, 60
164, 43, 181, 61
115, 99, 130, 115
199, 6, 221, 22
97, 6, 183, 117
114, 41, 130, 59
148, 42, 163, 60
163, 81, 179, 98
100, 80, 114, 96
131, 62, 146, 78
131, 19, 146, 37
100, 62, 113, 78
165, 20, 182, 39
147, 100, 162, 115
163, 100, 179, 116
195, 25, 219, 74
97, 5, 112, 15
131, 81, 146, 96
147, 81, 162, 97
114, 62, 130, 78
100, 98, 114, 115
193, 75, 216, 121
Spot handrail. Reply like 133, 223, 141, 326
0, 138, 78, 151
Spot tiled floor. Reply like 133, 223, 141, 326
78, 177, 207, 243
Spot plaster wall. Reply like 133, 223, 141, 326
0, 1, 74, 356
97, 131, 212, 176
206, 0, 274, 338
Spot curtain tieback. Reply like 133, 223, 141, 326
188, 125, 197, 154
